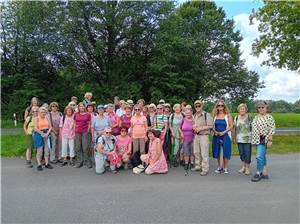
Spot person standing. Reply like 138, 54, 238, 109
192, 100, 213, 175
24, 97, 39, 120
233, 104, 252, 175
82, 92, 93, 106
33, 107, 53, 171
49, 102, 63, 164
212, 100, 233, 174
74, 102, 92, 168
251, 101, 275, 182
60, 106, 76, 166
23, 106, 39, 168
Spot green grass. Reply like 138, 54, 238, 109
1, 119, 23, 128
231, 113, 300, 128
1, 134, 299, 157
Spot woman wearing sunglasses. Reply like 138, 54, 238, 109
130, 105, 147, 156
212, 100, 233, 174
110, 127, 132, 171
23, 106, 39, 168
251, 101, 275, 182
95, 127, 117, 174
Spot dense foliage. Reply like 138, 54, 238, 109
1, 1, 264, 119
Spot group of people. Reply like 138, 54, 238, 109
23, 93, 276, 182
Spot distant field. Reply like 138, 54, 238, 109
1, 134, 299, 157
1, 113, 300, 129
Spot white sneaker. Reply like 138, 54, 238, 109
133, 164, 145, 174
224, 168, 229, 174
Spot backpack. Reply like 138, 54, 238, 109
95, 136, 116, 152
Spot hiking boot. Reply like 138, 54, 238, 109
50, 159, 58, 164
26, 160, 33, 168
37, 165, 43, 171
60, 161, 68, 167
76, 162, 83, 168
238, 166, 245, 174
200, 171, 208, 176
191, 167, 201, 172
251, 173, 262, 182
45, 164, 53, 169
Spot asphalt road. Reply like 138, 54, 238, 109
2, 155, 300, 224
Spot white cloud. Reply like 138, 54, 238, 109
233, 13, 300, 102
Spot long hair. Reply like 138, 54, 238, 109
212, 100, 230, 118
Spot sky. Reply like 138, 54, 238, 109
178, 0, 300, 103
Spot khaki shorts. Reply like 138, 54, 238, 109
26, 134, 34, 149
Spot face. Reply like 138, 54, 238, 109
104, 129, 112, 138
120, 129, 127, 137
107, 106, 113, 113
32, 98, 38, 106
258, 105, 267, 115
51, 104, 58, 112
185, 110, 192, 118
66, 108, 73, 116
149, 106, 155, 112
40, 110, 47, 117
98, 108, 104, 115
134, 107, 141, 115
86, 95, 92, 100
114, 98, 120, 105
174, 105, 181, 113
195, 104, 202, 112
143, 107, 148, 114
217, 102, 225, 111
79, 104, 85, 112
147, 131, 155, 140
164, 106, 170, 113
72, 98, 78, 104
239, 106, 247, 115
31, 107, 39, 117
87, 106, 94, 113
156, 106, 163, 114
125, 108, 131, 115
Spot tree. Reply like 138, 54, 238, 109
251, 1, 300, 71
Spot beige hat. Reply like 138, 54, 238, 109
149, 103, 156, 109
127, 99, 134, 105
194, 100, 202, 106
159, 99, 165, 104
164, 103, 171, 108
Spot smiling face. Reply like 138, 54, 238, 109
238, 106, 247, 116
185, 109, 192, 118
31, 97, 38, 106
125, 107, 131, 115
66, 107, 73, 116
134, 106, 141, 115
194, 103, 202, 113
87, 106, 94, 113
147, 131, 155, 140
156, 105, 163, 114
78, 103, 85, 112
120, 128, 128, 137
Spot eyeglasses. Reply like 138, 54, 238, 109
52, 105, 58, 108
258, 107, 265, 109
217, 105, 224, 107
32, 111, 38, 112
105, 132, 112, 134
157, 108, 162, 110
135, 109, 141, 111
121, 130, 127, 132
195, 105, 202, 108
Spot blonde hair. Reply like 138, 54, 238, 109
212, 100, 230, 118
237, 103, 248, 112
84, 92, 93, 98
173, 103, 181, 111
64, 106, 74, 115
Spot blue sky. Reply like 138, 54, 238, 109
177, 0, 300, 102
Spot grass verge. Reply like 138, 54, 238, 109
1, 134, 299, 157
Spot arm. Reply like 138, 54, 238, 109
24, 109, 29, 121
126, 141, 132, 155
23, 118, 28, 134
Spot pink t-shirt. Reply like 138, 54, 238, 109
59, 115, 75, 139
131, 115, 147, 139
120, 115, 131, 129
74, 112, 91, 134
108, 113, 120, 135
115, 135, 131, 155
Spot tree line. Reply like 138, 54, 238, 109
0, 1, 274, 119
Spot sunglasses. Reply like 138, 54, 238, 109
195, 105, 202, 108
217, 105, 224, 107
135, 109, 141, 111
157, 108, 163, 110
258, 107, 265, 109
105, 132, 112, 134
32, 111, 38, 112
121, 129, 127, 132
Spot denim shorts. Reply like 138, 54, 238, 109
182, 141, 193, 156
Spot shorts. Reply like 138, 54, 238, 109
182, 141, 193, 156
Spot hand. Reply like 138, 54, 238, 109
214, 131, 219, 136
219, 131, 225, 137
144, 136, 148, 142
267, 141, 272, 148
192, 125, 197, 130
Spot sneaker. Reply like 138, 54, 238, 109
238, 166, 245, 174
76, 162, 83, 168
60, 161, 68, 167
251, 173, 262, 182
26, 160, 33, 168
57, 159, 63, 163
50, 159, 58, 164
45, 164, 53, 169
112, 169, 118, 174
214, 167, 223, 174
69, 160, 75, 166
87, 162, 92, 169
191, 167, 201, 172
37, 165, 43, 171
261, 174, 269, 179
200, 171, 208, 176
224, 168, 229, 174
